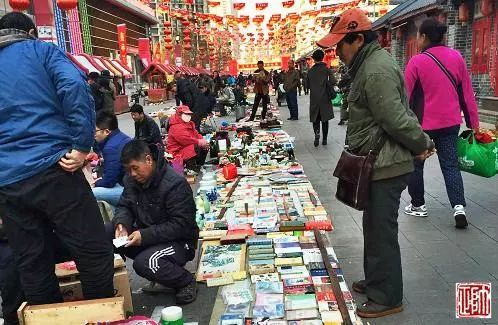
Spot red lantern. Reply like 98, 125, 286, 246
56, 0, 78, 10
164, 21, 172, 27
184, 44, 193, 50
459, 3, 469, 22
184, 36, 191, 43
9, 0, 30, 11
164, 36, 173, 43
181, 20, 191, 27
165, 44, 174, 50
183, 29, 191, 36
164, 29, 172, 35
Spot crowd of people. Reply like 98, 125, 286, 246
0, 5, 484, 323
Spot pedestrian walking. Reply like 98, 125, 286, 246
283, 59, 300, 120
249, 60, 271, 121
403, 18, 480, 228
318, 8, 434, 318
307, 49, 336, 147
302, 70, 309, 95
0, 12, 114, 305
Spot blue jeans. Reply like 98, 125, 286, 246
286, 90, 298, 119
408, 125, 466, 208
92, 184, 124, 207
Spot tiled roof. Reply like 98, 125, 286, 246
372, 0, 442, 30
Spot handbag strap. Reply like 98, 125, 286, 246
423, 51, 460, 94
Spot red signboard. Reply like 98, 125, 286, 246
117, 24, 127, 64
233, 2, 245, 10
138, 38, 151, 63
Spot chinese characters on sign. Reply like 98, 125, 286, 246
456, 282, 492, 319
117, 24, 127, 65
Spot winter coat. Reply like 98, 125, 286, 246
345, 42, 432, 181
192, 90, 216, 128
253, 69, 271, 95
404, 45, 479, 131
114, 156, 199, 249
100, 87, 115, 113
0, 29, 95, 187
94, 130, 132, 188
176, 77, 195, 107
307, 62, 336, 122
167, 114, 203, 161
283, 69, 300, 92
134, 115, 162, 146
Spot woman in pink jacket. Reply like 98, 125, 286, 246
404, 18, 479, 229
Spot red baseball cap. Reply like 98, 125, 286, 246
177, 105, 193, 115
317, 8, 372, 48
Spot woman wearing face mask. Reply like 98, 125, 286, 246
167, 106, 209, 171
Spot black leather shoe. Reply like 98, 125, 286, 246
338, 120, 347, 125
357, 300, 403, 318
314, 134, 320, 147
352, 280, 366, 294
322, 139, 327, 146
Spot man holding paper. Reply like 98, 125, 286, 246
110, 140, 199, 304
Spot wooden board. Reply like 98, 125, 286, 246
18, 297, 125, 325
55, 258, 125, 279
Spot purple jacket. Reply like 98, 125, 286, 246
404, 45, 479, 131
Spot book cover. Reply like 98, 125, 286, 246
284, 284, 315, 294
251, 272, 280, 283
311, 276, 331, 285
284, 294, 317, 310
277, 265, 309, 275
275, 257, 303, 267
285, 308, 319, 321
283, 276, 312, 287
255, 281, 284, 294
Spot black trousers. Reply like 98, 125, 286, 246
250, 93, 270, 120
363, 174, 410, 307
106, 224, 193, 289
0, 165, 114, 305
312, 113, 329, 140
0, 242, 23, 325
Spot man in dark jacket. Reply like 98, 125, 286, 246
317, 8, 434, 318
174, 71, 195, 108
0, 12, 114, 305
92, 112, 132, 206
307, 49, 336, 147
88, 72, 104, 112
249, 60, 271, 121
192, 82, 216, 131
283, 59, 300, 121
130, 104, 162, 148
112, 140, 199, 304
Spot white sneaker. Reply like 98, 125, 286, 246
404, 204, 428, 217
454, 205, 468, 229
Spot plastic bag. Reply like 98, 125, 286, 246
457, 132, 497, 178
331, 93, 343, 107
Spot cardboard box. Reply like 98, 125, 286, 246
59, 269, 133, 314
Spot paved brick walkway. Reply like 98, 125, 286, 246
281, 94, 498, 325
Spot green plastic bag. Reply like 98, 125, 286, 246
457, 133, 497, 178
332, 93, 343, 107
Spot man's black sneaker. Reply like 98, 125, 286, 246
176, 279, 197, 305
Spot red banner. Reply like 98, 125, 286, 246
138, 38, 151, 64
233, 2, 245, 10
253, 15, 265, 23
282, 0, 294, 8
117, 24, 127, 64
256, 2, 268, 10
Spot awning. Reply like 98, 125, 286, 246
141, 63, 172, 76
69, 54, 101, 74
98, 57, 122, 77
111, 60, 132, 79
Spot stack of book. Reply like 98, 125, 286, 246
247, 236, 275, 275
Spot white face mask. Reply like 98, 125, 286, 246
181, 114, 192, 123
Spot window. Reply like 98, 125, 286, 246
472, 18, 491, 74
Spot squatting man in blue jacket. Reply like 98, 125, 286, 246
0, 12, 114, 307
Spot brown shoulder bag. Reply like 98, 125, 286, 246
332, 135, 387, 211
